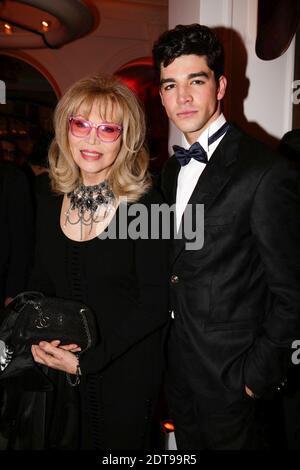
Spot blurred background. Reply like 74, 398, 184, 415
0, 0, 169, 174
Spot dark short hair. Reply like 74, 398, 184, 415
278, 129, 300, 163
152, 23, 224, 80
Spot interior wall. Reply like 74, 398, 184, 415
293, 20, 300, 129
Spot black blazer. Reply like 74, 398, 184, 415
160, 125, 300, 409
0, 163, 34, 303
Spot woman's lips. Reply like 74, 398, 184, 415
80, 150, 102, 160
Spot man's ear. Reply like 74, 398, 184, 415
217, 75, 227, 101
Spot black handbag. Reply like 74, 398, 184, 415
0, 291, 99, 390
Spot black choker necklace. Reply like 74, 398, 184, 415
65, 180, 115, 240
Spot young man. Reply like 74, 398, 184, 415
153, 24, 300, 449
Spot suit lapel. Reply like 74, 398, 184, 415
188, 125, 241, 209
172, 125, 242, 262
161, 155, 180, 205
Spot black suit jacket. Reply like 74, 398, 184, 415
0, 162, 34, 303
160, 125, 300, 410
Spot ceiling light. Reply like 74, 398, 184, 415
0, 0, 97, 49
4, 23, 13, 34
41, 20, 50, 32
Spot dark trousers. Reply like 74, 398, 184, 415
166, 379, 263, 450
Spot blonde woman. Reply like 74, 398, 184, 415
9, 75, 169, 450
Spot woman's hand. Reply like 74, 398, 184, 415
31, 340, 81, 374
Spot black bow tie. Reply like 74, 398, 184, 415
173, 122, 231, 167
173, 141, 207, 166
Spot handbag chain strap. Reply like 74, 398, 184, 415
66, 353, 81, 387
66, 308, 91, 387
79, 308, 92, 352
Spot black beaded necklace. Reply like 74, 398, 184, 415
65, 180, 115, 240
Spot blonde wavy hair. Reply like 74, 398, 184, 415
48, 74, 151, 202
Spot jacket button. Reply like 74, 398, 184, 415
170, 274, 179, 284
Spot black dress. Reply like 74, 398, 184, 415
7, 187, 169, 450
0, 162, 34, 303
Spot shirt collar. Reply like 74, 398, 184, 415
182, 113, 226, 153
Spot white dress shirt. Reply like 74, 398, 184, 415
175, 113, 227, 232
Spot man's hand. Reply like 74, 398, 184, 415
4, 297, 13, 306
245, 385, 255, 398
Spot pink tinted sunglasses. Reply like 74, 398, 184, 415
69, 116, 122, 143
